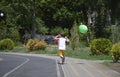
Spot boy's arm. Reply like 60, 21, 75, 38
54, 34, 60, 40
54, 34, 60, 44
65, 37, 70, 42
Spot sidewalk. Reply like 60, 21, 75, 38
60, 57, 120, 77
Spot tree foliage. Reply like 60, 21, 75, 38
0, 0, 120, 42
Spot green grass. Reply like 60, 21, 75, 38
0, 45, 112, 60
66, 47, 111, 60
102, 61, 111, 66
8, 45, 58, 55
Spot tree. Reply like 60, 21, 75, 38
0, 0, 120, 43
70, 21, 80, 50
0, 0, 48, 39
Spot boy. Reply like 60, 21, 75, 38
54, 33, 69, 64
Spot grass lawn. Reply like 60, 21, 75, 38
66, 47, 111, 60
1, 45, 112, 60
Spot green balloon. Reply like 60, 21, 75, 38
79, 24, 88, 33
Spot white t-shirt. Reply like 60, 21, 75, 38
58, 37, 66, 50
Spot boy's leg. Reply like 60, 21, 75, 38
59, 50, 65, 64
58, 50, 62, 64
61, 50, 65, 64
62, 56, 65, 64
59, 50, 63, 57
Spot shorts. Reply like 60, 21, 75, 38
59, 50, 65, 57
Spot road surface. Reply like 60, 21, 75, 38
0, 52, 120, 77
61, 57, 120, 77
0, 53, 59, 77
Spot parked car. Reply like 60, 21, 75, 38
22, 34, 55, 44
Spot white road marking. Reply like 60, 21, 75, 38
2, 57, 30, 77
56, 59, 61, 77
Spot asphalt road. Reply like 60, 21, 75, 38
0, 53, 59, 77
0, 53, 120, 77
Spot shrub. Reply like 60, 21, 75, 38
26, 39, 47, 51
0, 38, 14, 50
111, 43, 120, 62
90, 38, 112, 55
26, 39, 36, 51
